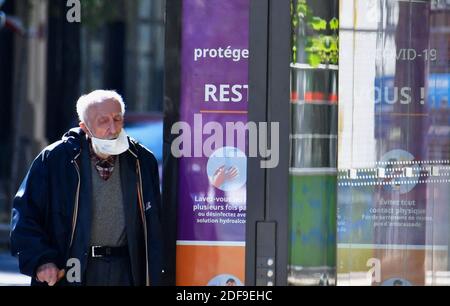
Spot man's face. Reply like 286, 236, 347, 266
80, 99, 124, 139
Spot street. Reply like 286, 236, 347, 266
0, 251, 30, 286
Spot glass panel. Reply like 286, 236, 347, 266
288, 0, 339, 286
337, 0, 450, 286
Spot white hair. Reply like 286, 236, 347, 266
76, 90, 126, 123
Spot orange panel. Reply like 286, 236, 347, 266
176, 245, 245, 286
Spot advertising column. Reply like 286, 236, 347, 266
175, 0, 249, 286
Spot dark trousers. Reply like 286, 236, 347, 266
85, 254, 134, 286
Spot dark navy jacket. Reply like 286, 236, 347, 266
10, 128, 164, 286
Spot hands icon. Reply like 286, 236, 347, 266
212, 165, 239, 188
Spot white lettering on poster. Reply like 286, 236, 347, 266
204, 84, 249, 103
194, 47, 249, 62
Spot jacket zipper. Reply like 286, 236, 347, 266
69, 153, 81, 249
129, 149, 150, 286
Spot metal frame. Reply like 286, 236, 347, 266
162, 0, 182, 286
246, 0, 291, 286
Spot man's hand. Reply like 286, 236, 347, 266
36, 263, 65, 286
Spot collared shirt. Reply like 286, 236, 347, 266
89, 140, 117, 181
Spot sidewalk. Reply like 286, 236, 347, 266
0, 251, 30, 286
0, 223, 9, 248
0, 223, 30, 286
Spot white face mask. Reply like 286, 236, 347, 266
86, 126, 129, 156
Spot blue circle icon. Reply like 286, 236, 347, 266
207, 146, 247, 191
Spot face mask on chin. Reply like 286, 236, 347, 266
85, 126, 129, 156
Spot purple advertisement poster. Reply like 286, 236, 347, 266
175, 0, 249, 285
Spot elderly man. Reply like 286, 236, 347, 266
10, 90, 163, 286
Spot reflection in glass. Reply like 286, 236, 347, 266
337, 0, 450, 286
288, 0, 338, 286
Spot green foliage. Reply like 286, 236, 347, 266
329, 17, 339, 31
308, 53, 322, 68
309, 16, 327, 31
291, 0, 339, 67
